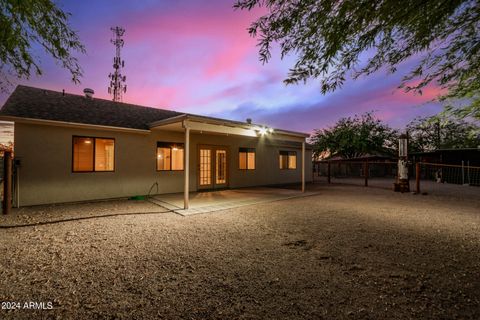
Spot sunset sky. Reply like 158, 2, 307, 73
0, 0, 445, 143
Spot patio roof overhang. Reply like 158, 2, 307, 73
149, 114, 309, 142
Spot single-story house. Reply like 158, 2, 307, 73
0, 85, 312, 208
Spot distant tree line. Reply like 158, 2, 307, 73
310, 112, 480, 160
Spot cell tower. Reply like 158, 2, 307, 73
108, 26, 127, 102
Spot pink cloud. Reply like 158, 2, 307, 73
114, 2, 264, 82
126, 85, 179, 108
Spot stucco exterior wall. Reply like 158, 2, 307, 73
14, 122, 312, 206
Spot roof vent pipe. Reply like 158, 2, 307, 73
83, 88, 94, 99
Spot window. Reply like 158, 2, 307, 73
279, 151, 297, 170
239, 148, 255, 170
157, 142, 184, 171
73, 136, 115, 172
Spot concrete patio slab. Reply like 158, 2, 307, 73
149, 187, 320, 216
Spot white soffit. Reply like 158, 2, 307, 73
149, 115, 308, 141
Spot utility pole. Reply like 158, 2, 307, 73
108, 26, 127, 102
395, 133, 410, 193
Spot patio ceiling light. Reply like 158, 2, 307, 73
258, 127, 268, 135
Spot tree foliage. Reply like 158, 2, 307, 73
0, 0, 85, 91
309, 112, 398, 159
234, 0, 480, 119
406, 116, 480, 152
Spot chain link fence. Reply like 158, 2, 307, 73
313, 160, 480, 197
415, 162, 480, 197
313, 161, 399, 189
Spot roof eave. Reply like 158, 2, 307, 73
0, 115, 151, 134
149, 114, 310, 138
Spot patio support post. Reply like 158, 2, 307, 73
302, 141, 305, 192
184, 124, 190, 209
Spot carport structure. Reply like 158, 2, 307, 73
149, 114, 308, 210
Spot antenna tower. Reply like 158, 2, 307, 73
108, 26, 127, 102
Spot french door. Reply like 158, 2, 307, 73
198, 146, 228, 190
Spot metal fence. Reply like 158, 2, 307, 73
415, 162, 480, 197
313, 161, 399, 189
313, 160, 480, 197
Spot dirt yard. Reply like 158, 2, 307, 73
1, 184, 479, 319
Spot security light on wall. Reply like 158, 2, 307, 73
256, 127, 274, 136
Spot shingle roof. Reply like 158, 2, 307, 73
0, 85, 182, 130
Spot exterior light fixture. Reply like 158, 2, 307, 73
84, 140, 92, 144
255, 126, 273, 136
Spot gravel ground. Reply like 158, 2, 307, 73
1, 184, 479, 319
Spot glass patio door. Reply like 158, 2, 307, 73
198, 146, 228, 189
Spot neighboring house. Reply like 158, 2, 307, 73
410, 148, 480, 167
410, 148, 480, 186
0, 86, 312, 208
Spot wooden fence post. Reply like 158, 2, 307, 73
312, 162, 315, 183
2, 151, 12, 215
327, 161, 331, 184
415, 162, 421, 194
364, 161, 369, 187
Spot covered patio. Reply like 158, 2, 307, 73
149, 114, 309, 210
149, 187, 319, 216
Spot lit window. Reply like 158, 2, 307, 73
157, 147, 171, 170
73, 137, 93, 171
157, 142, 184, 171
239, 148, 255, 170
73, 136, 115, 172
279, 151, 296, 170
95, 139, 115, 171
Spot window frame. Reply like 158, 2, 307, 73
156, 142, 185, 171
238, 147, 256, 170
72, 136, 115, 173
279, 150, 297, 170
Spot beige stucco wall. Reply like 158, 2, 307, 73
14, 122, 312, 206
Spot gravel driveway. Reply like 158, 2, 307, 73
1, 184, 479, 319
